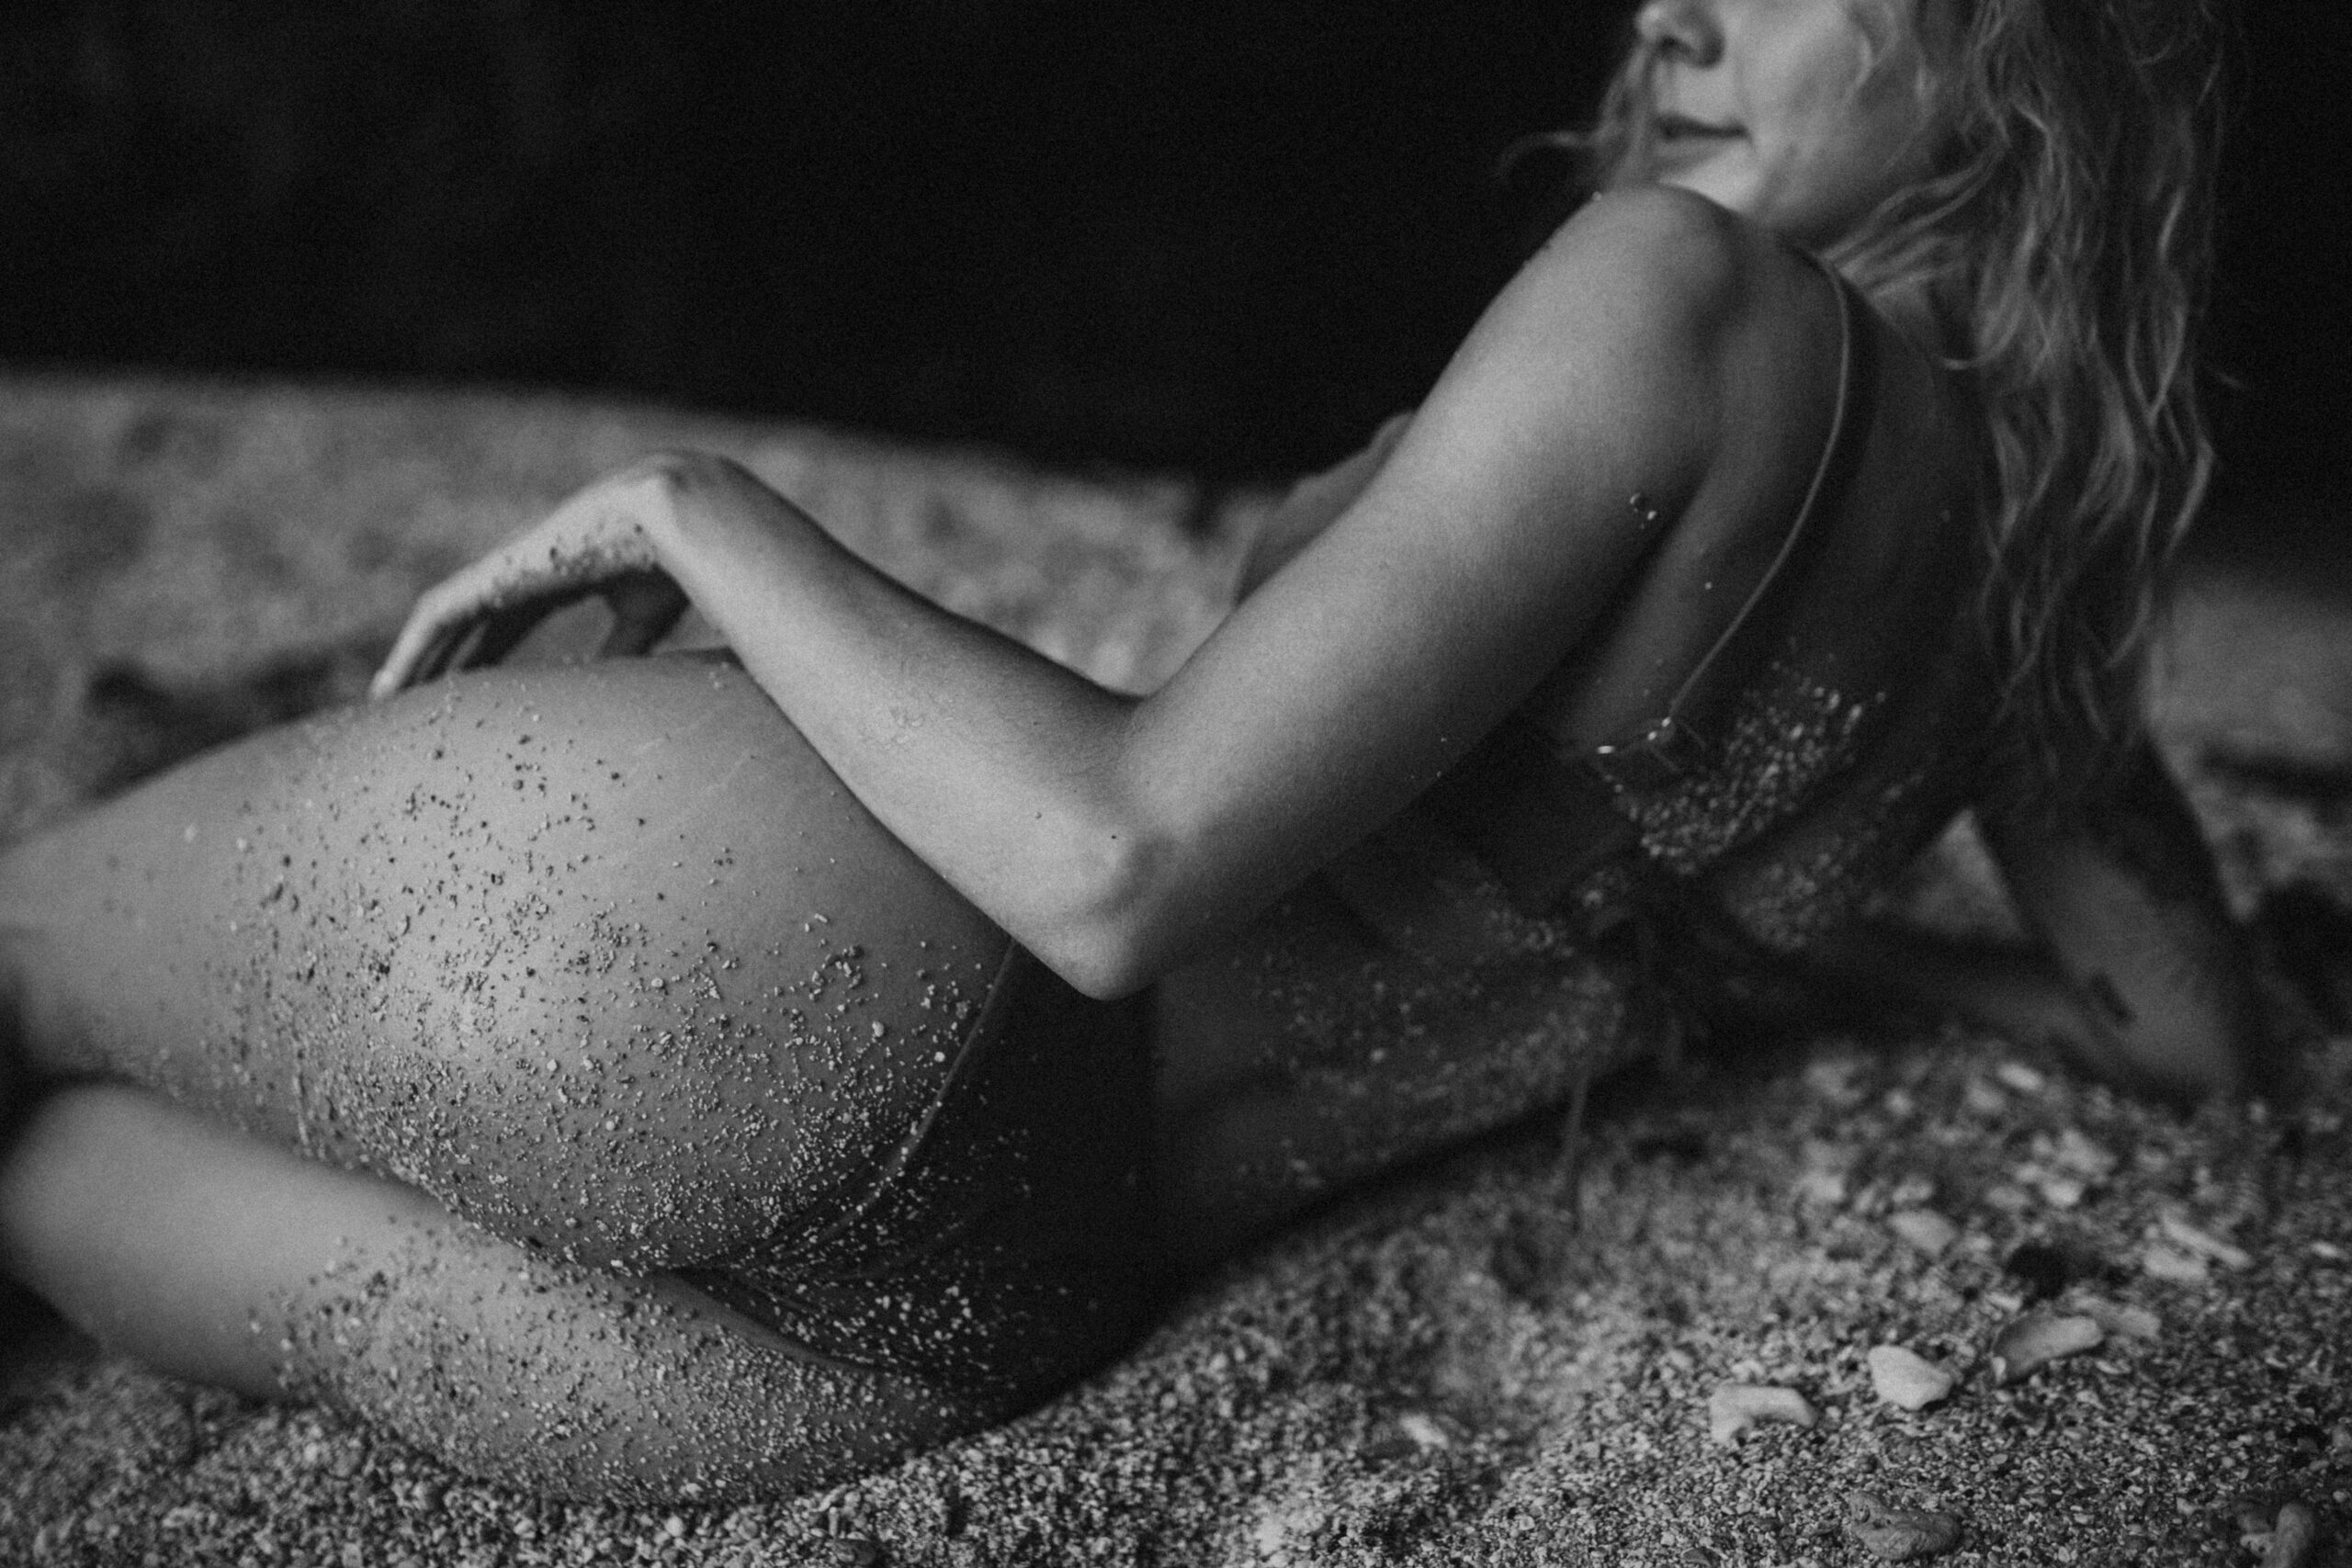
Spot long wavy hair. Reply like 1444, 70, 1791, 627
1539, 0, 2225, 775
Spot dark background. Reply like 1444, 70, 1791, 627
2, 0, 2346, 555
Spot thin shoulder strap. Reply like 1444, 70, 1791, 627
1590, 255, 1875, 784
1414, 258, 1882, 917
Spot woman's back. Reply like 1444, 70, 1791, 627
1151, 216, 1992, 1263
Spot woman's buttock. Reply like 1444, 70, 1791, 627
1, 653, 1159, 1396
1, 658, 1053, 1259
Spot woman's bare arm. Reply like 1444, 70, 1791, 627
1960, 733, 2267, 1100
379, 188, 1802, 998
1233, 410, 1414, 597
1975, 738, 2267, 1104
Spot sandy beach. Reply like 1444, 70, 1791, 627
3, 373, 2346, 1566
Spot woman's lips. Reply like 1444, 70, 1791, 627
1656, 115, 1740, 142
1651, 117, 1741, 171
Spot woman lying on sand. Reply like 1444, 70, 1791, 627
0, 0, 2261, 1503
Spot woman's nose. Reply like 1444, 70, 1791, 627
1634, 0, 1724, 65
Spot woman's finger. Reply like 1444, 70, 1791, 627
371, 602, 463, 699
371, 554, 532, 696
410, 617, 477, 688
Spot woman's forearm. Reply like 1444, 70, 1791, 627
579, 195, 1758, 994
639, 456, 1165, 994
1977, 739, 2267, 1100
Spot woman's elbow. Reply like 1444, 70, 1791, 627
1023, 829, 1186, 1002
1037, 940, 1158, 1004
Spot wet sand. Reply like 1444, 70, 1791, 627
3, 373, 2348, 1564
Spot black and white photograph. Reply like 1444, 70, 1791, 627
3, 2, 2350, 1562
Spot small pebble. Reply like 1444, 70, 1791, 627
1886, 1173, 1935, 1207
1887, 1209, 1959, 1257
2049, 1128, 2118, 1179
1707, 1382, 1816, 1446
1989, 1313, 2103, 1384
1804, 1057, 1867, 1105
1983, 1182, 2033, 1214
1794, 1168, 1850, 1206
1992, 1061, 2046, 1094
1395, 1411, 1454, 1450
1867, 1346, 1955, 1411
2021, 1167, 2086, 1208
1846, 1491, 1962, 1561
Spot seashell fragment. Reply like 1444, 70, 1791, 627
2250, 1501, 2320, 1568
1868, 1345, 1956, 1411
1846, 1491, 1962, 1561
2159, 1212, 2253, 1270
2142, 1244, 2210, 1283
1707, 1382, 1817, 1446
1989, 1312, 2102, 1384
2068, 1293, 2162, 1342
1888, 1208, 1959, 1257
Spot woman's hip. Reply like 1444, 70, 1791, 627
0, 655, 1023, 1259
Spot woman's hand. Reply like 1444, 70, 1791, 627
1973, 737, 2270, 1103
369, 459, 697, 699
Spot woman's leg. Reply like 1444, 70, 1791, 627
0, 655, 1155, 1494
0, 1083, 990, 1501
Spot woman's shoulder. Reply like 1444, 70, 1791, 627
1544, 185, 1759, 268
1526, 186, 1829, 346
1498, 188, 1879, 487
1414, 187, 1842, 518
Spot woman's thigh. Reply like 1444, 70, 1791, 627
0, 654, 1013, 1271
0, 1081, 998, 1502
